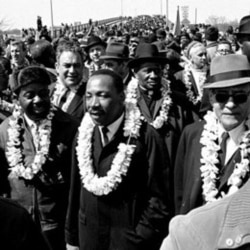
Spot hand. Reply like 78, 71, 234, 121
66, 244, 79, 250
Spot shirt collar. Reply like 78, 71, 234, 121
99, 112, 124, 141
218, 121, 246, 145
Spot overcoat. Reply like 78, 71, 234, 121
174, 120, 249, 215
161, 177, 250, 250
65, 119, 173, 250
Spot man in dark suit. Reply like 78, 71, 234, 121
175, 54, 250, 215
0, 66, 79, 250
127, 43, 195, 169
65, 69, 172, 250
51, 40, 86, 121
161, 170, 250, 250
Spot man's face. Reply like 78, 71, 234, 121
18, 82, 51, 122
56, 51, 83, 88
216, 43, 232, 56
190, 45, 207, 69
10, 44, 26, 66
88, 45, 105, 63
104, 59, 126, 78
135, 64, 163, 91
210, 84, 250, 131
86, 74, 124, 126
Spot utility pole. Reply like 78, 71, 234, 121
50, 0, 54, 38
166, 0, 169, 28
195, 8, 197, 24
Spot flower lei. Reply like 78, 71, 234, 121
76, 99, 142, 196
126, 77, 172, 129
183, 63, 206, 105
200, 110, 250, 203
6, 104, 55, 180
51, 80, 65, 107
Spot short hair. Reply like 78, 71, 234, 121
217, 39, 232, 49
90, 69, 124, 93
56, 40, 84, 62
10, 40, 26, 51
205, 26, 219, 41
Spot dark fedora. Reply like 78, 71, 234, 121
204, 54, 250, 88
12, 66, 51, 94
85, 35, 106, 53
128, 43, 168, 69
235, 15, 250, 36
100, 42, 129, 60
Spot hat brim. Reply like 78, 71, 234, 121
100, 55, 129, 60
85, 41, 106, 52
128, 57, 168, 68
204, 77, 250, 88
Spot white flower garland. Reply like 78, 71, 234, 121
126, 77, 172, 129
51, 80, 65, 107
183, 63, 206, 105
6, 104, 55, 180
200, 110, 250, 203
76, 100, 142, 196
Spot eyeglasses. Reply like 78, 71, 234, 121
214, 91, 250, 104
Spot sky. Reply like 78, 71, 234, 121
1, 0, 250, 30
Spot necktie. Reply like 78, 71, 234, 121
59, 88, 70, 108
220, 132, 229, 165
101, 126, 109, 146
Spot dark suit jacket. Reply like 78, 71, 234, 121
174, 120, 249, 215
0, 197, 50, 250
50, 82, 86, 122
0, 108, 79, 232
137, 88, 195, 167
65, 119, 172, 250
161, 176, 250, 250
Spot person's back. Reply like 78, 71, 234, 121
0, 197, 50, 250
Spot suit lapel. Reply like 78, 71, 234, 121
189, 70, 199, 96
137, 89, 152, 122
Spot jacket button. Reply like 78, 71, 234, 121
235, 236, 242, 244
226, 238, 234, 246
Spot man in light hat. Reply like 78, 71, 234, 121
175, 54, 250, 215
0, 66, 79, 250
101, 42, 132, 86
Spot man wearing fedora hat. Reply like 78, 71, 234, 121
235, 15, 250, 54
84, 35, 106, 79
0, 66, 79, 250
101, 42, 132, 86
127, 43, 195, 168
175, 54, 250, 215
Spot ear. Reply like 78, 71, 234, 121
55, 62, 59, 73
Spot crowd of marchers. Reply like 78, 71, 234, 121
0, 14, 250, 250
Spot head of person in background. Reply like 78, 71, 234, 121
128, 37, 140, 58
215, 40, 233, 56
23, 36, 35, 57
85, 35, 106, 68
56, 40, 84, 90
179, 32, 191, 54
156, 29, 167, 42
9, 40, 30, 71
186, 41, 208, 70
235, 15, 250, 54
101, 42, 130, 81
30, 39, 57, 83
0, 56, 11, 93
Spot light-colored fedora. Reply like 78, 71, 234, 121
204, 54, 250, 88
